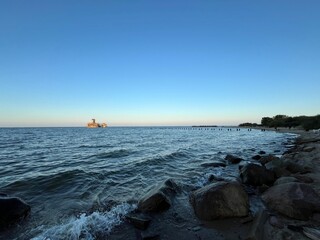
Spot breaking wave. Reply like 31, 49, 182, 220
31, 203, 136, 240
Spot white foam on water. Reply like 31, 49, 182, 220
195, 167, 224, 187
31, 203, 136, 240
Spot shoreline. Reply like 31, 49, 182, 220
1, 128, 320, 239
110, 128, 320, 239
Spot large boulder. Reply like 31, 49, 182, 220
138, 179, 179, 213
225, 154, 243, 164
259, 155, 279, 165
265, 159, 291, 178
273, 176, 298, 185
190, 181, 249, 220
262, 183, 320, 220
0, 197, 31, 228
240, 163, 276, 186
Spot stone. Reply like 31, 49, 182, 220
225, 154, 243, 164
240, 163, 276, 186
190, 181, 249, 220
245, 209, 269, 240
258, 151, 266, 155
201, 160, 226, 168
273, 176, 298, 185
126, 214, 151, 230
138, 179, 179, 213
262, 183, 320, 220
293, 175, 314, 183
268, 216, 284, 229
303, 146, 315, 152
303, 227, 320, 240
252, 155, 261, 160
259, 155, 279, 166
265, 159, 291, 178
283, 161, 312, 174
208, 174, 224, 182
0, 197, 31, 228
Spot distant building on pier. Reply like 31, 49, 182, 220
87, 119, 107, 128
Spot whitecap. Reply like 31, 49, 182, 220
31, 203, 136, 240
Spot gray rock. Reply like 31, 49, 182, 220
265, 159, 291, 178
126, 214, 151, 230
245, 209, 268, 240
259, 155, 279, 165
190, 181, 249, 220
240, 163, 276, 186
283, 160, 312, 174
268, 216, 284, 229
293, 174, 314, 183
273, 176, 298, 185
225, 154, 243, 164
138, 179, 179, 213
252, 155, 261, 160
0, 197, 31, 228
303, 146, 315, 152
262, 183, 320, 220
201, 160, 226, 168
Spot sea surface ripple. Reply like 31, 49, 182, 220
0, 127, 296, 239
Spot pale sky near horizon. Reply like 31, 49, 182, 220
1, 1, 319, 127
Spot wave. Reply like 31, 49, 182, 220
78, 144, 113, 149
133, 149, 191, 168
3, 169, 91, 193
162, 149, 191, 160
31, 203, 136, 240
88, 149, 133, 159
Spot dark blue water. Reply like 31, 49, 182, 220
0, 127, 296, 239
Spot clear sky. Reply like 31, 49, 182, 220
1, 1, 319, 127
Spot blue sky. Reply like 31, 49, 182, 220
0, 1, 319, 127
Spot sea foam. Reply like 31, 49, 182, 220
31, 203, 136, 240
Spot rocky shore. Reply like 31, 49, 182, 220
110, 129, 320, 240
1, 129, 320, 239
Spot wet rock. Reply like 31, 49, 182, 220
303, 146, 315, 152
268, 216, 284, 229
258, 151, 266, 155
264, 159, 291, 178
225, 154, 243, 164
283, 160, 312, 174
240, 163, 276, 186
0, 197, 31, 228
141, 233, 160, 240
287, 225, 303, 232
190, 226, 201, 232
201, 160, 226, 168
138, 179, 179, 213
262, 183, 320, 220
240, 214, 254, 224
303, 227, 320, 240
273, 176, 298, 185
126, 214, 151, 230
257, 184, 269, 194
190, 181, 249, 220
208, 174, 224, 182
252, 155, 261, 160
245, 209, 268, 240
259, 154, 279, 166
292, 174, 314, 183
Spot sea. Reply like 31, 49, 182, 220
0, 127, 297, 240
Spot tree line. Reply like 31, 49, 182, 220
261, 115, 320, 130
239, 114, 320, 131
